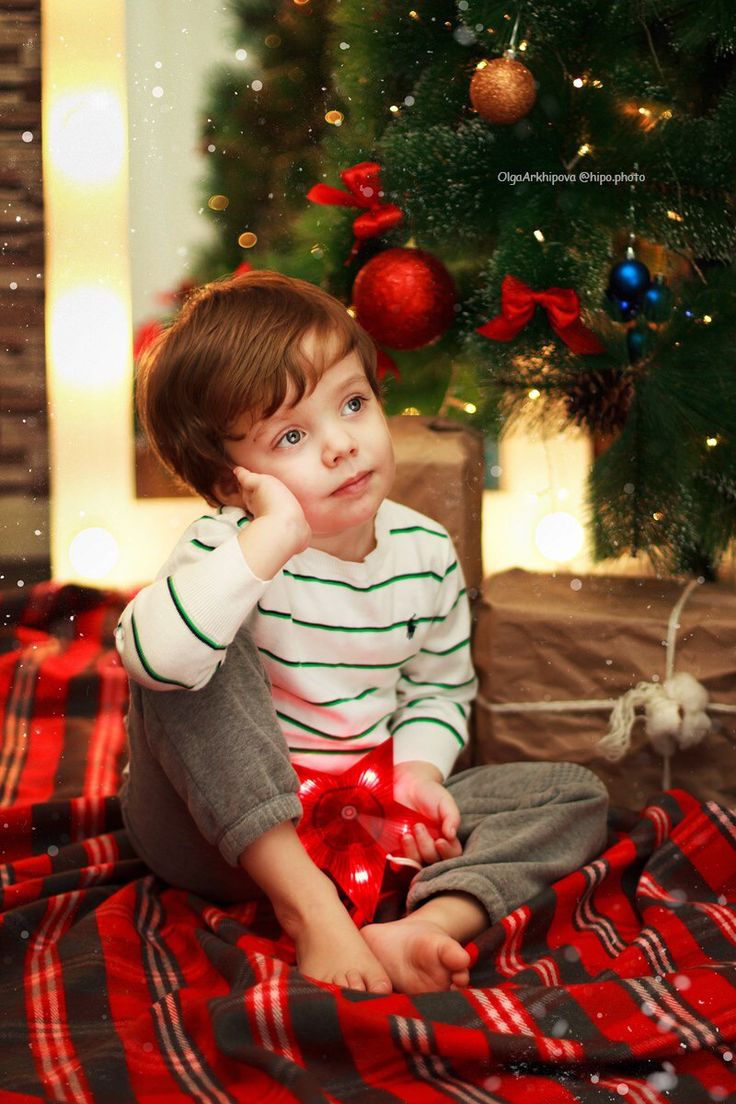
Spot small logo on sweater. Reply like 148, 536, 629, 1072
406, 615, 417, 639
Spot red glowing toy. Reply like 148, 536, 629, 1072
294, 741, 439, 923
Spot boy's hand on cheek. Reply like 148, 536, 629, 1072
234, 466, 307, 528
393, 761, 463, 866
233, 466, 312, 577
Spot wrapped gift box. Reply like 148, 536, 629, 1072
388, 416, 484, 598
472, 568, 736, 809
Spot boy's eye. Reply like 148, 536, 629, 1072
276, 428, 304, 448
343, 395, 365, 414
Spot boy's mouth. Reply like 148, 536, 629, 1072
332, 470, 372, 495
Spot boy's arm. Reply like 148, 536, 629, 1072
116, 468, 310, 691
390, 546, 477, 780
388, 541, 476, 865
115, 514, 270, 691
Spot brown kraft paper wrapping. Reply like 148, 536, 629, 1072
388, 416, 484, 599
472, 569, 736, 810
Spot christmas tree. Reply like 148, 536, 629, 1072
193, 0, 335, 275
192, 0, 736, 578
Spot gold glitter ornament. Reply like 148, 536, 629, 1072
470, 51, 536, 125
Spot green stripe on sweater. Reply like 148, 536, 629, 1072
258, 608, 435, 633
130, 613, 193, 689
289, 744, 384, 756
389, 525, 447, 539
403, 697, 470, 717
282, 564, 455, 591
256, 588, 465, 634
276, 709, 393, 740
401, 673, 476, 691
167, 577, 227, 651
390, 716, 466, 748
284, 685, 380, 707
420, 635, 471, 657
259, 647, 406, 670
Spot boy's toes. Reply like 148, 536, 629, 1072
438, 939, 472, 973
339, 969, 390, 993
368, 975, 392, 994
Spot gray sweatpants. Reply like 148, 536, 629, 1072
120, 628, 608, 921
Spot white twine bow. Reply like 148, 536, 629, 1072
476, 576, 736, 791
597, 579, 711, 789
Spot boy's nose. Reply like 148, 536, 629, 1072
322, 429, 358, 466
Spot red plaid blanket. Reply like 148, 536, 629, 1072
2, 583, 736, 1103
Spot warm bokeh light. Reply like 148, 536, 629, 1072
68, 527, 120, 579
50, 286, 129, 389
48, 88, 125, 185
535, 511, 585, 563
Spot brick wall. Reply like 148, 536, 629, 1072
0, 0, 49, 584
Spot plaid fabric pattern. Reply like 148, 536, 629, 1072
1, 584, 736, 1102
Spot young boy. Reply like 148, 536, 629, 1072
116, 269, 608, 995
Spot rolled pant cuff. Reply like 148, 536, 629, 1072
406, 871, 507, 926
218, 793, 303, 866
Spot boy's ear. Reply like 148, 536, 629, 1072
213, 467, 241, 506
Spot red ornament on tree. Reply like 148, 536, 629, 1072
352, 247, 457, 350
294, 741, 439, 923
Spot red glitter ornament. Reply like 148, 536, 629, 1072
352, 247, 457, 350
294, 741, 439, 923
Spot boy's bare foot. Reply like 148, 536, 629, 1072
238, 821, 391, 993
362, 916, 472, 994
277, 882, 392, 993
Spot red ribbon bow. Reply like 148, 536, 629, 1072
307, 161, 404, 265
476, 274, 605, 355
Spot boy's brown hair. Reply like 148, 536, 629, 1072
136, 269, 380, 504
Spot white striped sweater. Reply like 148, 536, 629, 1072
115, 499, 477, 778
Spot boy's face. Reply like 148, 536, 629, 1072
223, 340, 395, 559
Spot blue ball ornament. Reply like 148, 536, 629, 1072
642, 275, 674, 322
608, 258, 651, 302
605, 287, 639, 322
627, 321, 654, 364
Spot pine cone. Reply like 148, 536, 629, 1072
565, 369, 634, 435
